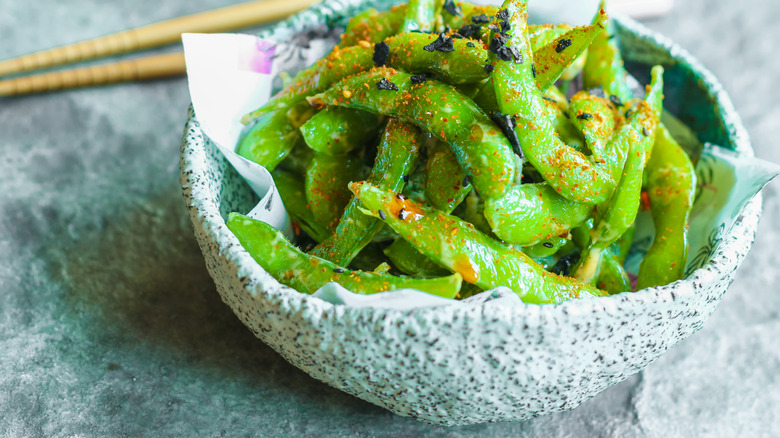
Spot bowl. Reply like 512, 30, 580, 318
179, 0, 761, 426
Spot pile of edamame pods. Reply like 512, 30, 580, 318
226, 0, 697, 304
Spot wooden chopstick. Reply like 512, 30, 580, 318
0, 53, 186, 97
0, 0, 317, 78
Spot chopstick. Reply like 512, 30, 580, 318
0, 0, 317, 78
0, 53, 186, 97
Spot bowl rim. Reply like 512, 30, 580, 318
180, 12, 761, 324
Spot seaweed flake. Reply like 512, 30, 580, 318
423, 33, 455, 53
458, 24, 482, 38
377, 78, 399, 91
576, 112, 593, 120
472, 14, 491, 24
489, 111, 523, 157
509, 45, 523, 63
556, 38, 572, 53
489, 33, 508, 53
373, 41, 390, 67
410, 74, 428, 84
443, 0, 462, 16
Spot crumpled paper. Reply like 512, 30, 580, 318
183, 31, 778, 309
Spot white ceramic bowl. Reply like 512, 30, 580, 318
180, 0, 760, 426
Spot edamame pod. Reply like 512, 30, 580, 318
305, 152, 365, 234
636, 124, 696, 289
309, 67, 518, 199
300, 107, 383, 155
351, 181, 605, 303
309, 120, 422, 265
227, 213, 463, 298
485, 183, 593, 246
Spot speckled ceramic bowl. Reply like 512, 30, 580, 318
180, 1, 761, 426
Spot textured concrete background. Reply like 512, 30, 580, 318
1, 1, 778, 436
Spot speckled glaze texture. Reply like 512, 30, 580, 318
179, 1, 761, 426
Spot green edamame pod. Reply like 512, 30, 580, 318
305, 152, 365, 234
227, 213, 462, 298
582, 1, 633, 103
384, 238, 450, 277
529, 24, 571, 49
309, 120, 422, 265
309, 67, 518, 200
490, 0, 615, 204
636, 124, 696, 289
484, 183, 592, 246
237, 100, 316, 170
425, 143, 472, 211
574, 66, 664, 285
351, 181, 606, 304
272, 168, 329, 243
300, 107, 383, 155
522, 236, 569, 259
239, 31, 495, 168
532, 9, 607, 91
402, 0, 444, 32
596, 251, 631, 294
339, 5, 407, 47
567, 90, 618, 167
386, 32, 489, 85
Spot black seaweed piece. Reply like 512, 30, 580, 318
489, 111, 523, 158
609, 94, 624, 107
376, 78, 399, 91
542, 96, 557, 103
472, 14, 491, 24
333, 267, 345, 273
378, 210, 387, 220
489, 33, 508, 54
398, 208, 410, 220
576, 112, 593, 120
551, 252, 580, 276
403, 174, 410, 183
542, 242, 554, 248
509, 45, 523, 63
496, 8, 509, 20
462, 175, 470, 187
642, 126, 650, 136
373, 41, 390, 67
555, 38, 572, 53
458, 24, 482, 39
443, 0, 462, 16
531, 64, 537, 77
500, 19, 511, 33
496, 46, 513, 61
410, 74, 428, 84
466, 42, 476, 47
451, 33, 464, 39
488, 24, 500, 33
484, 63, 494, 73
423, 33, 455, 53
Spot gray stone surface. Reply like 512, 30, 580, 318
0, 0, 778, 436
